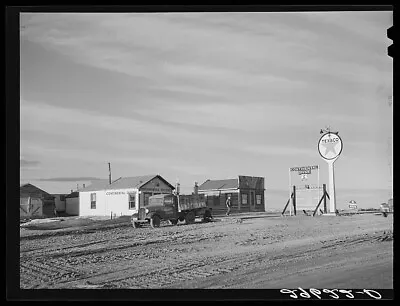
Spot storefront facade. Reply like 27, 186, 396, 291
198, 175, 265, 213
78, 175, 174, 217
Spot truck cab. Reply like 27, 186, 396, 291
146, 194, 179, 222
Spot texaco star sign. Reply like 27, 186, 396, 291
318, 132, 343, 160
317, 129, 343, 214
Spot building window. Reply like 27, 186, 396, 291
60, 195, 65, 201
128, 193, 136, 210
90, 193, 96, 209
242, 193, 248, 205
256, 194, 262, 205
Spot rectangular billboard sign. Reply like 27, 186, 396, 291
290, 165, 319, 172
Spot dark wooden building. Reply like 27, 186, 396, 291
20, 183, 56, 218
198, 175, 265, 214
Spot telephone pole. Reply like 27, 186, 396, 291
108, 162, 112, 185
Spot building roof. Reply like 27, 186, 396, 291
65, 191, 79, 198
78, 179, 111, 192
79, 175, 175, 192
198, 179, 238, 191
20, 183, 53, 198
108, 175, 159, 190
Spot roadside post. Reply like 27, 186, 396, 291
318, 127, 343, 215
288, 167, 292, 216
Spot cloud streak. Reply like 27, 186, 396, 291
38, 177, 104, 182
20, 159, 40, 168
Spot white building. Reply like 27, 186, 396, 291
65, 180, 109, 216
78, 174, 175, 217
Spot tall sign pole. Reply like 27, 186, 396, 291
318, 127, 343, 214
288, 167, 292, 216
317, 165, 320, 207
327, 157, 337, 213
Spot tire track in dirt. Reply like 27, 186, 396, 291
174, 229, 393, 288
89, 256, 239, 289
47, 230, 234, 288
20, 259, 83, 289
20, 225, 231, 288
165, 229, 393, 289
86, 227, 392, 289
20, 215, 393, 289
78, 232, 321, 289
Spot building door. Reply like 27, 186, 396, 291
20, 197, 42, 218
143, 193, 152, 206
250, 191, 255, 211
213, 195, 219, 206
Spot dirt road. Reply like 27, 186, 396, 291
20, 213, 393, 289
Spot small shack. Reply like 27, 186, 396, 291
52, 194, 68, 213
20, 183, 56, 219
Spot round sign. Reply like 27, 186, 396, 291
318, 132, 343, 160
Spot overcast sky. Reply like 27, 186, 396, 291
20, 11, 393, 195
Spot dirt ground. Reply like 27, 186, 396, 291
20, 213, 393, 289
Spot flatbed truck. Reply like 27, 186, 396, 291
131, 193, 212, 228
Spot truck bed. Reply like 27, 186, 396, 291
178, 195, 207, 211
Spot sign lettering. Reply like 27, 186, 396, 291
290, 166, 318, 172
318, 133, 343, 160
106, 191, 126, 196
140, 188, 171, 193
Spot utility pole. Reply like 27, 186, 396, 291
108, 162, 112, 184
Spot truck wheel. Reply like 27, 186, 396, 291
178, 216, 185, 222
132, 222, 141, 228
203, 210, 212, 222
168, 219, 178, 225
150, 215, 161, 228
185, 212, 195, 225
